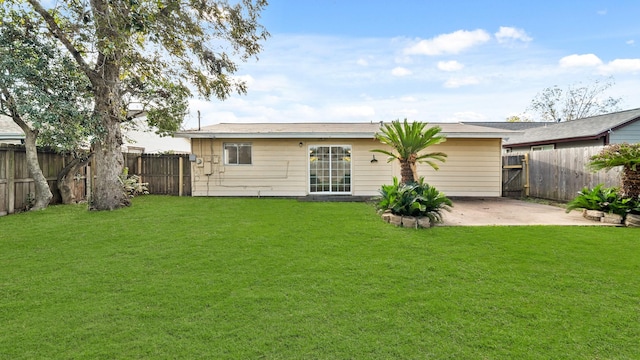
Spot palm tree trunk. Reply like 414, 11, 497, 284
622, 167, 640, 198
400, 160, 415, 184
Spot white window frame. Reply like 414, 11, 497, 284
308, 145, 352, 194
530, 144, 554, 151
224, 142, 252, 165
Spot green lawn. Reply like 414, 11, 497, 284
1, 196, 638, 359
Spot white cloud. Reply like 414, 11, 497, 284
356, 58, 369, 66
599, 59, 640, 74
449, 111, 487, 122
404, 29, 491, 56
559, 54, 603, 67
495, 26, 532, 44
437, 60, 464, 72
328, 105, 376, 118
399, 96, 417, 102
443, 76, 481, 88
627, 39, 635, 46
391, 66, 412, 76
597, 9, 607, 15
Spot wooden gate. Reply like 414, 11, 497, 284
502, 153, 529, 198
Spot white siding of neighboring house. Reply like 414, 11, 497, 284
610, 120, 640, 144
190, 137, 503, 197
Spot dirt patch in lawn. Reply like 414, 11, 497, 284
440, 197, 604, 226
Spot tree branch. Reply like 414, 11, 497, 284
0, 86, 34, 135
26, 0, 97, 82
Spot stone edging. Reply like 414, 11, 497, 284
582, 209, 640, 227
381, 211, 431, 228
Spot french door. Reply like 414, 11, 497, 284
309, 145, 351, 194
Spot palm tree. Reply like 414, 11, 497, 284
372, 119, 447, 184
588, 143, 640, 198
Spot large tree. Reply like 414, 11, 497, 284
372, 119, 447, 184
528, 77, 622, 122
0, 8, 94, 210
20, 0, 268, 210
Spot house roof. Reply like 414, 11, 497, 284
175, 122, 515, 139
503, 107, 640, 147
0, 115, 25, 141
463, 122, 548, 131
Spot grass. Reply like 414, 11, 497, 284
1, 196, 639, 359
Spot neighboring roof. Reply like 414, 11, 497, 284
503, 107, 640, 147
0, 115, 25, 141
463, 122, 547, 131
175, 122, 516, 139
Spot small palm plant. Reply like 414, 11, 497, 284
372, 119, 447, 184
588, 143, 640, 198
565, 184, 631, 216
376, 177, 452, 224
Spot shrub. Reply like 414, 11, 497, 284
565, 184, 633, 217
588, 143, 640, 198
376, 177, 452, 224
119, 167, 149, 198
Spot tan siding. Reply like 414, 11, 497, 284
350, 139, 393, 196
412, 138, 502, 197
189, 137, 503, 197
191, 138, 308, 196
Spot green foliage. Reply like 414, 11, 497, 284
20, 0, 269, 135
588, 143, 640, 172
372, 119, 447, 183
376, 177, 452, 223
119, 167, 149, 198
565, 184, 633, 216
0, 7, 95, 150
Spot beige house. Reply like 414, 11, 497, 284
175, 122, 513, 198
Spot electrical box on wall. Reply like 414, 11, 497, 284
203, 161, 212, 175
213, 155, 219, 164
195, 158, 204, 167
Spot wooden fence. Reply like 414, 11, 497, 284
503, 146, 622, 202
0, 144, 87, 215
123, 153, 191, 196
1, 145, 191, 215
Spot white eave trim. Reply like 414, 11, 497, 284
175, 131, 513, 139
0, 133, 25, 140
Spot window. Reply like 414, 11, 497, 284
531, 144, 554, 151
224, 143, 252, 165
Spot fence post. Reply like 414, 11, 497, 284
179, 156, 184, 197
7, 147, 15, 214
137, 155, 143, 183
523, 152, 530, 197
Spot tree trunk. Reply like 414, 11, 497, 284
88, 56, 129, 210
57, 153, 92, 204
400, 160, 416, 184
17, 123, 53, 210
90, 105, 129, 210
622, 167, 640, 199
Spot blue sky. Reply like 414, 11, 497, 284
184, 0, 640, 128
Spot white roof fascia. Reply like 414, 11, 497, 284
0, 133, 25, 140
175, 130, 516, 139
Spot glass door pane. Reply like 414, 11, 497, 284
309, 145, 351, 194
